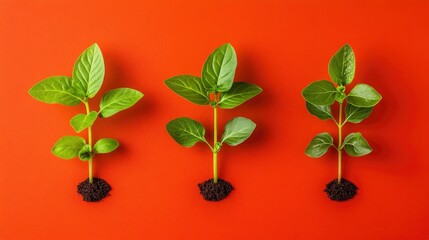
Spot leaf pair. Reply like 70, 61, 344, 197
52, 136, 119, 161
165, 44, 262, 109
29, 44, 105, 105
166, 117, 256, 148
305, 132, 372, 158
302, 80, 381, 107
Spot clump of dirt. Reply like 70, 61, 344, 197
198, 178, 233, 201
324, 178, 358, 201
77, 177, 111, 202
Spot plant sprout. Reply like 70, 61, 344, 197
165, 43, 262, 201
302, 44, 382, 201
29, 43, 143, 202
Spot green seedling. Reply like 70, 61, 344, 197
302, 44, 382, 201
165, 43, 262, 201
29, 43, 143, 202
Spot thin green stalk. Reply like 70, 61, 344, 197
337, 102, 343, 184
84, 101, 94, 184
213, 94, 218, 184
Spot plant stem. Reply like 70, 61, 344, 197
337, 102, 343, 184
84, 101, 94, 184
213, 94, 218, 184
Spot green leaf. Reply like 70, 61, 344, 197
78, 144, 92, 161
72, 43, 105, 98
70, 111, 98, 133
342, 132, 372, 156
166, 117, 206, 147
94, 138, 119, 154
219, 82, 263, 109
201, 43, 237, 93
347, 84, 382, 107
221, 117, 256, 146
302, 80, 337, 105
305, 102, 333, 120
345, 104, 373, 123
52, 136, 86, 159
305, 133, 334, 158
328, 44, 355, 86
99, 88, 143, 118
28, 76, 83, 106
165, 75, 210, 105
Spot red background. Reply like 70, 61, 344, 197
1, 0, 428, 239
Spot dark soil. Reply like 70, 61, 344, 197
324, 178, 358, 201
77, 177, 111, 202
198, 178, 233, 201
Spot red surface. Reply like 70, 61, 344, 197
1, 0, 428, 239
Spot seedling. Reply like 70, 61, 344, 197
29, 44, 143, 202
165, 43, 262, 201
302, 44, 382, 201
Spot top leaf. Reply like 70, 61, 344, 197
201, 43, 237, 93
72, 43, 105, 98
328, 44, 355, 86
165, 75, 210, 105
29, 76, 83, 106
302, 80, 337, 106
219, 82, 262, 109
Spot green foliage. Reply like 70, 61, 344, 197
219, 82, 262, 109
202, 43, 237, 93
342, 133, 372, 156
165, 75, 210, 105
302, 80, 337, 105
28, 76, 83, 106
165, 43, 262, 185
302, 44, 381, 183
70, 111, 98, 133
166, 117, 207, 147
221, 117, 256, 146
344, 104, 373, 124
52, 136, 86, 159
305, 133, 334, 158
72, 43, 105, 98
29, 43, 143, 183
328, 44, 355, 86
99, 88, 143, 118
94, 138, 119, 154
305, 102, 333, 120
78, 144, 93, 161
347, 84, 382, 107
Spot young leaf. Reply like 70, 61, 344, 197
344, 104, 373, 124
221, 117, 256, 146
78, 144, 92, 161
302, 80, 337, 106
305, 102, 333, 120
201, 43, 237, 93
52, 136, 86, 159
99, 88, 143, 118
219, 82, 263, 109
165, 75, 210, 105
342, 132, 372, 156
28, 76, 83, 106
166, 117, 207, 147
347, 84, 382, 107
305, 133, 334, 158
328, 44, 356, 86
72, 43, 105, 98
94, 138, 119, 154
70, 111, 98, 133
